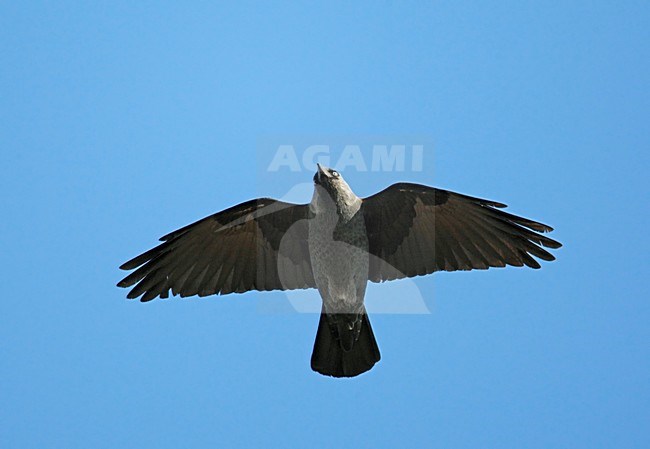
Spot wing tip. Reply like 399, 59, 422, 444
541, 237, 562, 249
119, 260, 136, 271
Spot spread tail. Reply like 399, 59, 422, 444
310, 307, 381, 378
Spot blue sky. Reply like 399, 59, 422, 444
2, 1, 649, 448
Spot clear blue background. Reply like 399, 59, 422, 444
2, 2, 649, 448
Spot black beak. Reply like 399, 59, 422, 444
315, 163, 328, 184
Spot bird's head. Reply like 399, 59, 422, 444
312, 164, 359, 213
313, 163, 350, 192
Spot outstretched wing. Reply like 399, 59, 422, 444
117, 199, 315, 301
361, 183, 562, 282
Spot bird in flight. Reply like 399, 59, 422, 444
118, 164, 561, 377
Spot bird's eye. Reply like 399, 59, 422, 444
331, 170, 340, 178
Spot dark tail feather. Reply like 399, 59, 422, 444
311, 307, 381, 378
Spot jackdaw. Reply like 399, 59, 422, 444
117, 164, 561, 377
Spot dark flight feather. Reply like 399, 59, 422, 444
361, 183, 562, 282
118, 199, 315, 301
